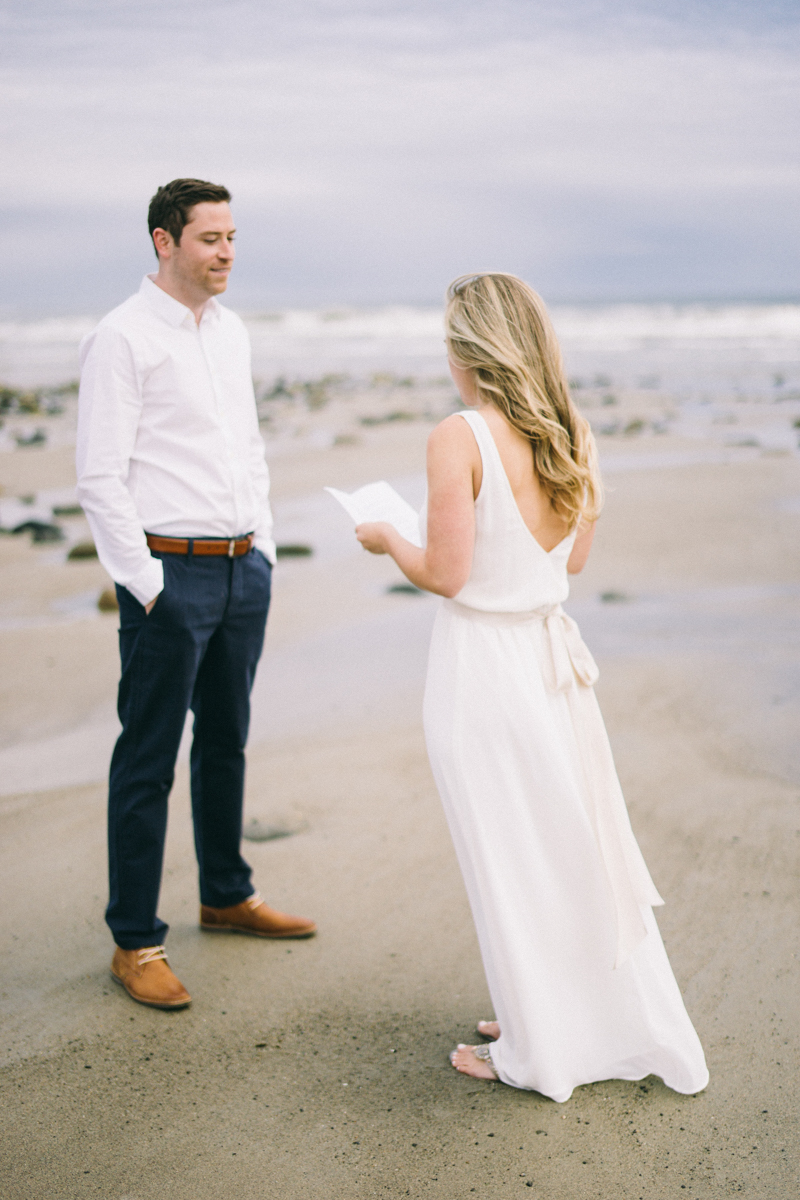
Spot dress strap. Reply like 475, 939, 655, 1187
454, 409, 506, 492
455, 408, 494, 458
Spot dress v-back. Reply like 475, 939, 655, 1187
422, 408, 708, 1101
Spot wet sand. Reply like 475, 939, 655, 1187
1, 407, 799, 1198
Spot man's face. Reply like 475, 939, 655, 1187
164, 201, 236, 297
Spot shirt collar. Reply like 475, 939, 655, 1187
139, 275, 222, 328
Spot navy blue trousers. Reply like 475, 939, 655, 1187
106, 547, 272, 949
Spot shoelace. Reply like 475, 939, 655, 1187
245, 892, 265, 911
137, 945, 168, 966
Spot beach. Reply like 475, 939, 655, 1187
1, 304, 799, 1198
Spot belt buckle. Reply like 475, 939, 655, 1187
228, 538, 236, 558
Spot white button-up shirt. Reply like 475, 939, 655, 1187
76, 275, 276, 605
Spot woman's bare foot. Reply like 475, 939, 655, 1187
449, 1043, 499, 1080
477, 1020, 500, 1040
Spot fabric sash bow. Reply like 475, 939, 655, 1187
540, 605, 599, 693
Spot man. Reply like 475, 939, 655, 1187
77, 178, 316, 1011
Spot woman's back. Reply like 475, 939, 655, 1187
452, 408, 577, 614
476, 405, 571, 552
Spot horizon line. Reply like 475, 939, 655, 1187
1, 294, 800, 322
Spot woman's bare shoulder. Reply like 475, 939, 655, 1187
428, 411, 476, 450
427, 411, 484, 497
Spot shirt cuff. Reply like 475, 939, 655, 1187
124, 557, 165, 606
254, 534, 277, 566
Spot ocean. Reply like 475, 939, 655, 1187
0, 302, 798, 397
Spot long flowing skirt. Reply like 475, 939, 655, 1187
422, 601, 709, 1103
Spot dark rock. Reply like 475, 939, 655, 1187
242, 815, 309, 842
303, 381, 328, 410
387, 583, 424, 595
359, 411, 415, 426
15, 429, 47, 447
264, 376, 293, 399
67, 540, 98, 560
98, 588, 119, 612
12, 520, 64, 543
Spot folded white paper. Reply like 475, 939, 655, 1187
324, 481, 423, 547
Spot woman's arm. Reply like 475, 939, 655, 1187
355, 415, 478, 597
567, 521, 596, 574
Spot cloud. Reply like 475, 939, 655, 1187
0, 1, 798, 311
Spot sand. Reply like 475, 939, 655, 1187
1, 399, 798, 1198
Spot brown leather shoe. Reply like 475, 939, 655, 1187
200, 891, 317, 939
110, 945, 191, 1009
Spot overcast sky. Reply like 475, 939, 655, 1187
1, 0, 798, 314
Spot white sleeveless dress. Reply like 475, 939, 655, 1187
422, 409, 708, 1102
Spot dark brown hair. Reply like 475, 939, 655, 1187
147, 178, 232, 254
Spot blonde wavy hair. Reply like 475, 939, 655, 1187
445, 272, 602, 528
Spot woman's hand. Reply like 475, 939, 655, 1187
356, 521, 393, 555
352, 415, 479, 597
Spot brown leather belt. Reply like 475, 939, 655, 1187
146, 533, 254, 558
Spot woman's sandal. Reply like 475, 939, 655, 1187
449, 1042, 499, 1080
472, 1043, 498, 1077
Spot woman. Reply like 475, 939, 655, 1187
356, 273, 708, 1102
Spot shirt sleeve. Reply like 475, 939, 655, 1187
249, 419, 277, 565
75, 325, 164, 605
238, 323, 276, 565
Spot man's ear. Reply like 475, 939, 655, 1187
152, 228, 173, 260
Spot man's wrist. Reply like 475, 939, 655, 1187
124, 556, 165, 606
253, 534, 277, 565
